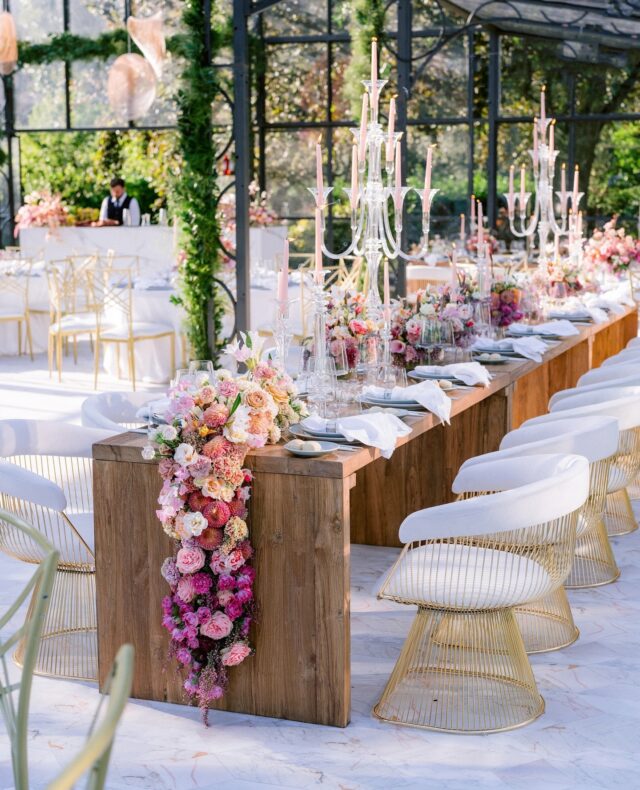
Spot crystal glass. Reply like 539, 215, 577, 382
379, 364, 408, 397
170, 368, 191, 390
417, 318, 445, 365
329, 339, 349, 377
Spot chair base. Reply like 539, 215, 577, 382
604, 488, 638, 537
514, 588, 579, 654
14, 567, 97, 681
565, 518, 620, 588
373, 607, 544, 733
627, 473, 640, 501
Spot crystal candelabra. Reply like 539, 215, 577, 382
505, 88, 583, 263
273, 301, 293, 370
309, 39, 438, 324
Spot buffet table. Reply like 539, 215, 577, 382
92, 306, 637, 727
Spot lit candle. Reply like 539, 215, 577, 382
350, 144, 358, 211
549, 120, 554, 155
422, 145, 433, 214
572, 165, 579, 209
561, 162, 566, 195
533, 118, 539, 169
386, 96, 396, 163
520, 166, 526, 212
470, 194, 476, 227
477, 200, 484, 248
578, 210, 583, 238
278, 238, 289, 313
540, 86, 546, 141
315, 137, 324, 208
508, 165, 515, 210
394, 139, 402, 212
383, 258, 390, 319
451, 248, 458, 286
459, 213, 465, 241
359, 92, 369, 163
371, 38, 378, 117
314, 207, 323, 284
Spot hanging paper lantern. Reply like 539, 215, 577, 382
0, 12, 17, 77
107, 53, 157, 121
127, 12, 166, 79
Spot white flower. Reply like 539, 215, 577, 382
182, 511, 208, 537
160, 425, 177, 441
223, 404, 251, 444
141, 445, 155, 460
419, 303, 436, 317
174, 442, 197, 467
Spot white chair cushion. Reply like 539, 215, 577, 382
100, 321, 174, 340
377, 543, 553, 609
50, 313, 98, 333
0, 309, 25, 319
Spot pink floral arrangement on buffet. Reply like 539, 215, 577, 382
144, 332, 306, 722
14, 190, 69, 236
547, 259, 584, 294
583, 216, 640, 276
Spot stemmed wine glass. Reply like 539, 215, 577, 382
417, 318, 445, 365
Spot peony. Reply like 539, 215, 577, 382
176, 546, 206, 574
217, 589, 234, 606
221, 642, 251, 667
200, 611, 233, 640
201, 477, 235, 502
225, 548, 247, 571
176, 575, 197, 603
174, 443, 197, 467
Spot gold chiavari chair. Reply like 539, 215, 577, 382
0, 258, 34, 359
102, 251, 141, 277
374, 454, 589, 733
93, 267, 175, 391
0, 420, 113, 681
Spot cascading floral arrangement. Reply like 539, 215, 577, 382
144, 332, 306, 722
14, 190, 69, 236
583, 217, 640, 277
490, 278, 523, 328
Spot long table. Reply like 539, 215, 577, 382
93, 307, 637, 728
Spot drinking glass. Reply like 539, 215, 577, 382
329, 339, 349, 377
171, 368, 191, 390
379, 364, 408, 398
439, 319, 457, 364
417, 319, 445, 365
188, 359, 215, 386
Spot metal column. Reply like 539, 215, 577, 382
396, 0, 412, 298
487, 28, 500, 230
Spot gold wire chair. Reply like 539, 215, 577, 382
0, 420, 113, 681
0, 258, 34, 359
93, 267, 176, 391
374, 454, 589, 733
0, 508, 58, 790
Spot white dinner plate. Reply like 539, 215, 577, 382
291, 423, 345, 441
472, 353, 511, 365
360, 396, 426, 410
284, 440, 346, 457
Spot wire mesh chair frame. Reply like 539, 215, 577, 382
47, 643, 134, 790
0, 509, 58, 790
0, 259, 34, 360
374, 510, 579, 733
93, 267, 176, 391
0, 452, 97, 681
604, 426, 640, 536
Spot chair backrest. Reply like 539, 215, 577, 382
549, 376, 640, 408
497, 416, 618, 463
601, 348, 640, 368
47, 643, 134, 790
0, 509, 58, 790
400, 454, 589, 542
523, 394, 640, 433
0, 259, 32, 312
549, 386, 640, 426
577, 362, 640, 387
0, 419, 112, 458
81, 392, 153, 432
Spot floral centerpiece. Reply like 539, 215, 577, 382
583, 217, 640, 277
439, 273, 478, 348
324, 290, 378, 369
14, 190, 69, 236
144, 332, 306, 722
466, 233, 499, 255
389, 288, 441, 367
547, 259, 583, 295
490, 278, 523, 328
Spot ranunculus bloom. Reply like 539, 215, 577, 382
200, 611, 233, 640
221, 642, 251, 667
176, 546, 206, 575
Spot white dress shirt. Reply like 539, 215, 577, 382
99, 192, 141, 226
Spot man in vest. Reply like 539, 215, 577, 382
98, 177, 141, 226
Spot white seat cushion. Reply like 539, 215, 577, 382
100, 322, 174, 340
67, 511, 94, 554
377, 543, 553, 609
0, 309, 25, 319
50, 313, 98, 333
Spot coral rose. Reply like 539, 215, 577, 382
176, 546, 206, 575
244, 389, 270, 409
200, 611, 233, 640
203, 403, 229, 428
221, 642, 251, 667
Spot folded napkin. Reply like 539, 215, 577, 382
413, 362, 492, 387
508, 320, 579, 338
302, 413, 412, 459
472, 336, 547, 362
584, 295, 625, 315
363, 380, 452, 424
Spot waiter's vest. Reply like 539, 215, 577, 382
106, 195, 133, 225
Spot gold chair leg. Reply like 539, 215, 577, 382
373, 607, 544, 733
94, 337, 100, 390
565, 517, 620, 587
56, 334, 63, 383
514, 588, 579, 654
25, 313, 34, 361
17, 320, 22, 356
604, 488, 638, 537
626, 472, 640, 501
14, 566, 97, 682
169, 333, 176, 380
129, 342, 136, 392
48, 333, 54, 377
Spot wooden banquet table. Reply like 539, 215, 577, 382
93, 306, 637, 728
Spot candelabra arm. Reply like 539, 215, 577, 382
506, 197, 540, 239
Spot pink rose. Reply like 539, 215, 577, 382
218, 380, 239, 399
176, 546, 206, 575
226, 548, 247, 571
221, 642, 251, 667
217, 589, 234, 605
176, 576, 197, 603
389, 339, 406, 354
203, 403, 229, 428
200, 611, 233, 639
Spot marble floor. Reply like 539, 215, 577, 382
1, 350, 640, 789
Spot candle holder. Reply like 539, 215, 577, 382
273, 301, 293, 371
305, 272, 334, 416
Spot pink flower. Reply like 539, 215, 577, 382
390, 339, 406, 354
217, 589, 234, 605
192, 573, 213, 594
188, 492, 210, 512
200, 611, 233, 640
176, 546, 206, 575
226, 548, 247, 571
221, 642, 251, 667
225, 599, 244, 620
218, 380, 239, 399
176, 647, 192, 665
176, 575, 197, 603
196, 526, 224, 550
203, 500, 231, 528
203, 403, 229, 428
348, 319, 368, 336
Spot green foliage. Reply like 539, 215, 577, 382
344, 0, 385, 115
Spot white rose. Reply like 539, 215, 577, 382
223, 404, 250, 444
182, 511, 208, 537
141, 445, 155, 460
174, 442, 197, 467
419, 303, 436, 317
160, 425, 177, 441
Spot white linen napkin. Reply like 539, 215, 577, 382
302, 413, 412, 458
508, 320, 579, 338
413, 362, 492, 387
363, 380, 452, 424
472, 336, 548, 362
584, 295, 625, 315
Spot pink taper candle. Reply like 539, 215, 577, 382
350, 144, 358, 211
572, 165, 579, 209
422, 145, 433, 214
470, 194, 476, 226
371, 38, 378, 117
383, 258, 390, 319
359, 92, 369, 163
315, 137, 324, 207
533, 118, 539, 168
540, 86, 546, 141
278, 239, 289, 312
314, 207, 323, 284
394, 139, 402, 212
477, 200, 484, 248
386, 96, 396, 162
561, 162, 566, 195
508, 165, 515, 202
460, 213, 465, 241
549, 120, 554, 154
520, 166, 526, 212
